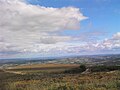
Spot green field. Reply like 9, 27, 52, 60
0, 64, 120, 90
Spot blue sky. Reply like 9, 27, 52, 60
27, 0, 120, 36
0, 0, 120, 59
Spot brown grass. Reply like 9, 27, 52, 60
0, 64, 120, 90
10, 64, 79, 69
6, 64, 80, 74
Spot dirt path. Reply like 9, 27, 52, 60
5, 70, 25, 75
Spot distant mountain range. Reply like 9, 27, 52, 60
0, 54, 120, 66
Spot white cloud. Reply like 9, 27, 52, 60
87, 32, 120, 52
113, 32, 120, 39
1, 0, 119, 58
0, 0, 87, 32
0, 0, 87, 57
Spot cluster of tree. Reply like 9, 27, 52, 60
64, 65, 120, 74
90, 65, 120, 72
64, 65, 86, 74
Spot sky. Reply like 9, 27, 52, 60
0, 0, 120, 59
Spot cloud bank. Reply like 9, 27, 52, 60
0, 0, 120, 58
0, 0, 87, 57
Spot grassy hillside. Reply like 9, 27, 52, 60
0, 64, 120, 90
